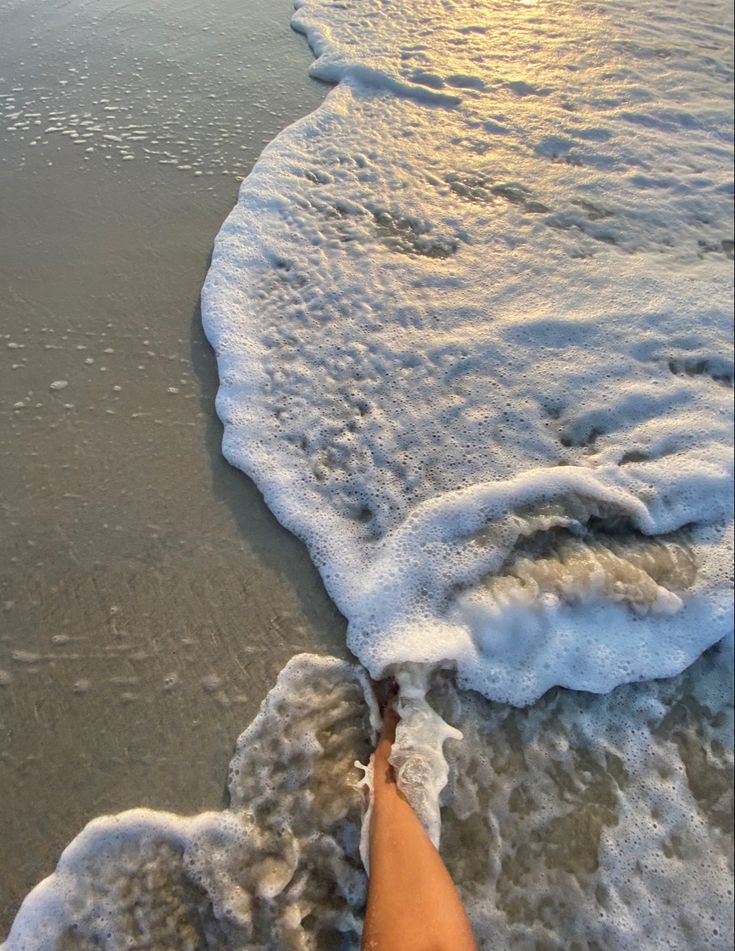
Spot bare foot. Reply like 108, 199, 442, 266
373, 684, 399, 789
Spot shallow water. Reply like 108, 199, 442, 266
3, 646, 732, 949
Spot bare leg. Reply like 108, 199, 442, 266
361, 696, 478, 951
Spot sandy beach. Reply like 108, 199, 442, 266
0, 0, 343, 929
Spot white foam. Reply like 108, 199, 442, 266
2, 656, 375, 951
437, 634, 735, 950
202, 0, 734, 705
3, 647, 732, 949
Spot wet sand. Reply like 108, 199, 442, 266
0, 0, 343, 929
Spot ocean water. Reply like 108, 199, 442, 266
2, 646, 732, 950
3, 0, 733, 948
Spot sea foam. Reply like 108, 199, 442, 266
3, 645, 732, 949
202, 0, 734, 704
1, 657, 375, 950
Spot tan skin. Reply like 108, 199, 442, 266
361, 696, 479, 951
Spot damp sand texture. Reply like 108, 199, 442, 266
0, 0, 345, 931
